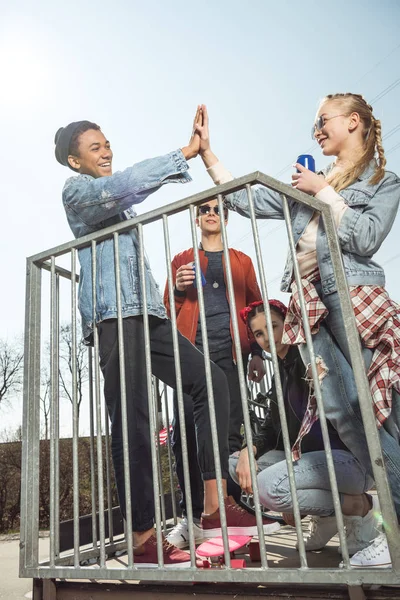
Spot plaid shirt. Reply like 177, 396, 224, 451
282, 279, 400, 460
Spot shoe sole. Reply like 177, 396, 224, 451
166, 538, 204, 549
349, 562, 392, 569
133, 561, 192, 568
204, 521, 280, 538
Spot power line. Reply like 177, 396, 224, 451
387, 141, 400, 157
383, 123, 400, 142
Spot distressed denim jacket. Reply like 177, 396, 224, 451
224, 162, 400, 295
62, 150, 191, 342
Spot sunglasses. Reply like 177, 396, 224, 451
311, 114, 347, 139
198, 204, 228, 217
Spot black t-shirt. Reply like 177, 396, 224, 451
195, 251, 231, 354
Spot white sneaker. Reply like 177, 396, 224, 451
166, 517, 204, 549
296, 515, 338, 551
341, 495, 382, 555
347, 533, 392, 568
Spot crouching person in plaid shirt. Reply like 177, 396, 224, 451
196, 97, 400, 568
230, 300, 379, 556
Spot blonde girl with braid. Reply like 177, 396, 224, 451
194, 97, 400, 568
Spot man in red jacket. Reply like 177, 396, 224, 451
163, 197, 265, 548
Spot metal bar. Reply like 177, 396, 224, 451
162, 213, 196, 563
54, 273, 60, 560
20, 259, 42, 573
91, 240, 107, 567
113, 232, 134, 566
244, 184, 308, 568
28, 173, 329, 265
162, 382, 177, 525
137, 224, 164, 566
23, 564, 400, 585
217, 194, 268, 568
104, 403, 114, 544
49, 257, 57, 567
71, 248, 80, 567
88, 347, 98, 550
281, 193, 350, 565
320, 204, 400, 568
154, 382, 167, 533
189, 205, 231, 567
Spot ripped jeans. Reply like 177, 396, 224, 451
299, 285, 400, 520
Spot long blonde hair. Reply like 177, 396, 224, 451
321, 93, 386, 192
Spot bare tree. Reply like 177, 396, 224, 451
0, 339, 23, 406
58, 323, 89, 418
40, 369, 51, 440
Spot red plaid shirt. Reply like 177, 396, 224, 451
282, 279, 400, 461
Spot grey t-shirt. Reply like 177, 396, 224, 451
195, 251, 231, 353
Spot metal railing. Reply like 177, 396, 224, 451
20, 172, 400, 590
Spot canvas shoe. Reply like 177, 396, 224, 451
166, 517, 204, 549
340, 495, 382, 555
201, 495, 280, 538
344, 533, 392, 568
133, 534, 191, 568
296, 515, 338, 551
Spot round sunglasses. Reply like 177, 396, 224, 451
311, 114, 347, 139
198, 204, 228, 217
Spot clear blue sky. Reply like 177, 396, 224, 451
1, 0, 400, 431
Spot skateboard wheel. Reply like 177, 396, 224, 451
249, 540, 261, 562
230, 558, 246, 569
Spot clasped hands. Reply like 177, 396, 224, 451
181, 104, 213, 162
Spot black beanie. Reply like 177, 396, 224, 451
54, 121, 93, 169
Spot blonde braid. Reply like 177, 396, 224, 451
370, 116, 387, 184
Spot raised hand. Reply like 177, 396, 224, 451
181, 106, 202, 160
195, 104, 220, 169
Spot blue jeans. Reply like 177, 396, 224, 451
229, 449, 373, 515
299, 286, 400, 520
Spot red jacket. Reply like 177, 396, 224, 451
163, 248, 261, 359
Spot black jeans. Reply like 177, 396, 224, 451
172, 349, 246, 519
98, 316, 230, 531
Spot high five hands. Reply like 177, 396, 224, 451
181, 105, 217, 167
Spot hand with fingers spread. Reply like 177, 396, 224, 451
236, 446, 257, 495
181, 106, 202, 160
175, 263, 196, 292
292, 163, 328, 196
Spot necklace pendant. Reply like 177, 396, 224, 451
213, 281, 219, 289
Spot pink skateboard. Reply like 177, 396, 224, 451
196, 535, 252, 568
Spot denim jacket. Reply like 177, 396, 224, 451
224, 162, 400, 295
62, 150, 191, 342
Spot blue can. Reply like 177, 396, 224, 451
192, 264, 207, 288
297, 154, 316, 173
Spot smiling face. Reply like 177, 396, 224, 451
196, 198, 228, 234
67, 129, 113, 178
250, 308, 288, 359
313, 100, 355, 157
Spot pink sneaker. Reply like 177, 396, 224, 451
201, 496, 280, 538
133, 534, 191, 568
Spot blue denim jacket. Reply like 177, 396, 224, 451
62, 150, 191, 342
225, 162, 400, 295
